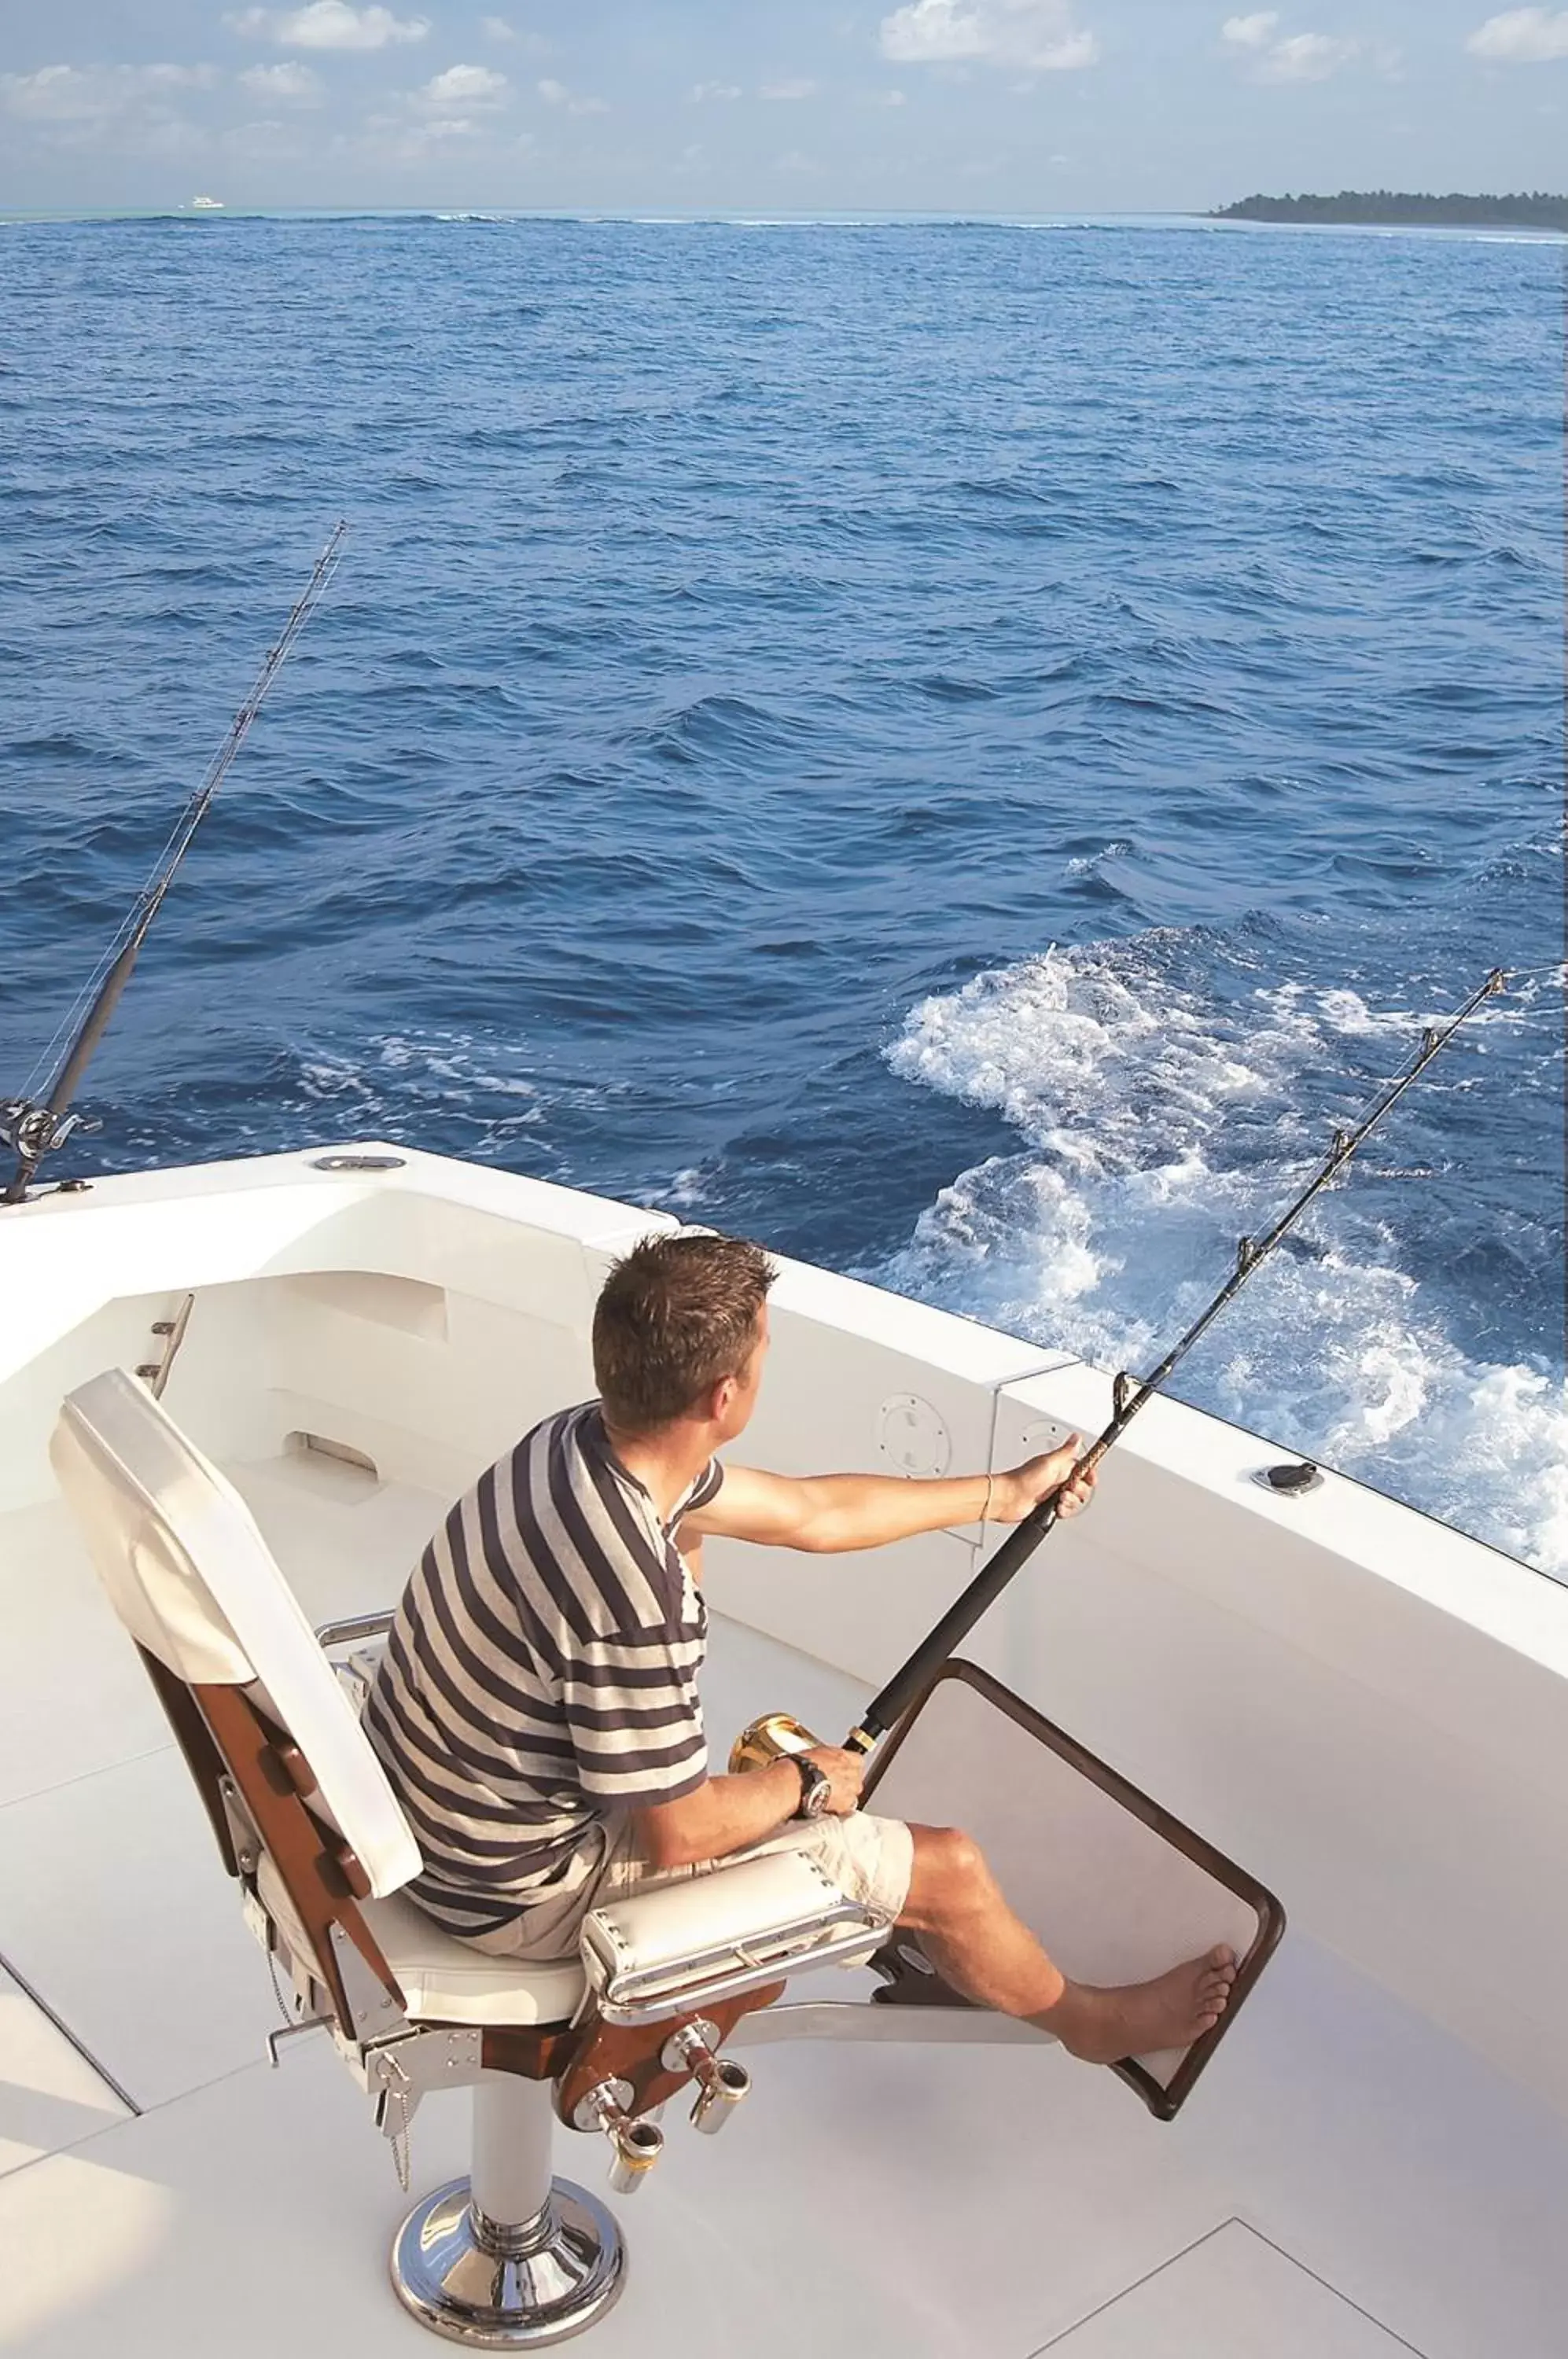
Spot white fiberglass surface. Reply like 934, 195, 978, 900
1036, 2221, 1426, 2356
1, 1455, 1566, 2355
1, 1925, 1565, 2358
0, 1967, 128, 2177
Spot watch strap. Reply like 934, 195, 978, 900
790, 1754, 829, 1820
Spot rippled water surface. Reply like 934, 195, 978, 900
1, 215, 1562, 1570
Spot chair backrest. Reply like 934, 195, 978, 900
52, 1367, 421, 1902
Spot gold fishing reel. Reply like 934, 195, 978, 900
728, 1713, 821, 1775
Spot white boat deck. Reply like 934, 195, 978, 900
2, 1454, 1566, 2359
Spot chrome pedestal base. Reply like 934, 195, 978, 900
392, 2177, 626, 2348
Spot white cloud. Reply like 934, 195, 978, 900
1257, 29, 1360, 78
479, 17, 554, 58
226, 4, 429, 51
690, 80, 743, 100
879, 0, 1099, 71
1222, 14, 1363, 81
239, 61, 323, 101
761, 78, 817, 99
419, 63, 510, 106
232, 114, 306, 152
1221, 11, 1280, 45
1467, 8, 1568, 59
537, 75, 608, 112
1, 63, 215, 121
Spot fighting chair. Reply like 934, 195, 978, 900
51, 1367, 1283, 2350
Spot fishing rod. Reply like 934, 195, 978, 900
841, 963, 1510, 1752
731, 964, 1510, 1775
1, 524, 347, 1207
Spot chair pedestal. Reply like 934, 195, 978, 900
391, 2076, 625, 2349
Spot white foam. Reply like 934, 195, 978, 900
295, 1032, 547, 1139
882, 944, 1567, 1579
649, 1166, 711, 1210
1065, 841, 1132, 875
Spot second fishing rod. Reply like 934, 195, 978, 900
730, 963, 1509, 1777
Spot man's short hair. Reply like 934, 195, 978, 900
593, 1232, 776, 1430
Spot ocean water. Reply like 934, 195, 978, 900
0, 214, 1562, 1574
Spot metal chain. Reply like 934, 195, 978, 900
265, 1941, 295, 2029
381, 2054, 413, 2193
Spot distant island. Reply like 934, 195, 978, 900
1213, 190, 1567, 231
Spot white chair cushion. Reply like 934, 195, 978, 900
359, 1891, 586, 2029
583, 1849, 889, 2015
53, 1371, 421, 1900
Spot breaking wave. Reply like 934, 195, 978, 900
881, 939, 1567, 1578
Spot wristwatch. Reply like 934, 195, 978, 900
790, 1754, 833, 1821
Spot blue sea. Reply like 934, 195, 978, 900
1, 213, 1562, 1574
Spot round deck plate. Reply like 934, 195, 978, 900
878, 1394, 951, 1478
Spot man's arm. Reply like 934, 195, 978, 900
684, 1439, 1095, 1556
632, 1748, 864, 1870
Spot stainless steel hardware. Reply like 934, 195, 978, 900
661, 2020, 753, 2134
690, 2055, 750, 2135
267, 2015, 329, 2067
136, 1294, 195, 1399
572, 2077, 664, 2193
314, 1608, 397, 1650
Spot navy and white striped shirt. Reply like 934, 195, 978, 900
366, 1403, 722, 1938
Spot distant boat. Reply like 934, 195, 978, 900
188, 195, 224, 212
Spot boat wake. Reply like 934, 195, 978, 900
879, 936, 1567, 1579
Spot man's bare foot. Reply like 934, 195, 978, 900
1034, 1945, 1238, 2063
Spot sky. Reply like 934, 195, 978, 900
0, 2, 1564, 214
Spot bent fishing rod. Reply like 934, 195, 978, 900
733, 963, 1510, 1773
1, 524, 347, 1207
833, 964, 1509, 1755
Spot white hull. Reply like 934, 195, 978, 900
2, 1143, 1565, 2355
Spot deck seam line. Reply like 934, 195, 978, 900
0, 1945, 143, 2117
1026, 2214, 1430, 2356
1026, 2216, 1235, 2352
0, 2048, 282, 2186
0, 1737, 175, 1816
1240, 2220, 1430, 2356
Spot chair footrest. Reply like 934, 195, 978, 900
582, 1849, 891, 2024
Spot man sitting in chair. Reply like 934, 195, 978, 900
366, 1233, 1235, 2064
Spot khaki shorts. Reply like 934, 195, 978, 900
463, 1809, 915, 1963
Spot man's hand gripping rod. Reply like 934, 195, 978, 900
732, 967, 1510, 1774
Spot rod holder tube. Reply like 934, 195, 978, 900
691, 2056, 751, 2136
605, 2117, 664, 2194
575, 2078, 664, 2196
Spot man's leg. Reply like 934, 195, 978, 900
897, 1824, 1238, 2066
